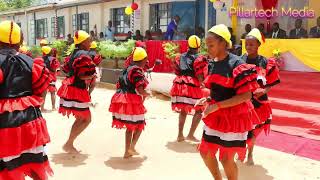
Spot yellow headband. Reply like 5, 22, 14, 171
74, 30, 90, 45
208, 24, 232, 48
188, 35, 201, 49
0, 21, 21, 45
41, 46, 52, 55
133, 47, 147, 61
247, 28, 265, 44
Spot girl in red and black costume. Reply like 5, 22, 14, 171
170, 35, 208, 142
41, 46, 60, 111
58, 30, 96, 153
243, 28, 280, 165
0, 21, 52, 180
87, 41, 102, 96
109, 47, 150, 159
196, 24, 259, 180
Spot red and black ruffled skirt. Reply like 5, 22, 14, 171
57, 77, 91, 119
0, 96, 52, 180
198, 101, 259, 161
170, 76, 209, 114
109, 92, 146, 131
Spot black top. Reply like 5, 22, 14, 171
0, 48, 33, 98
178, 51, 199, 77
43, 55, 55, 72
116, 65, 144, 94
68, 49, 91, 89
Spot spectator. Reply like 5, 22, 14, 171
125, 31, 133, 41
268, 23, 287, 39
257, 23, 266, 36
228, 27, 236, 47
105, 20, 115, 41
133, 30, 144, 41
195, 26, 205, 39
164, 15, 180, 40
90, 30, 98, 41
156, 29, 163, 40
241, 24, 252, 39
289, 19, 308, 39
66, 34, 73, 45
145, 30, 153, 40
309, 16, 320, 38
99, 32, 105, 41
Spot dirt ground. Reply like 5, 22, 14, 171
39, 87, 320, 180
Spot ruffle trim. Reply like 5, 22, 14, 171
202, 102, 259, 133
193, 55, 208, 77
198, 140, 247, 161
109, 93, 146, 115
0, 95, 43, 113
57, 80, 91, 102
170, 82, 204, 99
172, 103, 203, 114
47, 85, 57, 93
0, 161, 53, 180
172, 76, 201, 87
112, 119, 145, 131
254, 103, 272, 123
58, 107, 91, 119
0, 118, 50, 158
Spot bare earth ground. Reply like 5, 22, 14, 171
39, 87, 320, 180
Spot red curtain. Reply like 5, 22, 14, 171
145, 40, 188, 73
261, 0, 278, 31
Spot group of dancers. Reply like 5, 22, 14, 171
0, 20, 279, 180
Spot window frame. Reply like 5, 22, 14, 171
36, 18, 48, 39
111, 7, 131, 34
51, 16, 65, 38
72, 12, 89, 33
149, 3, 172, 32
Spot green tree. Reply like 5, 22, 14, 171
0, 0, 34, 10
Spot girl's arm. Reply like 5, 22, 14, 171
136, 85, 150, 97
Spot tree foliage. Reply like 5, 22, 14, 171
0, 0, 34, 11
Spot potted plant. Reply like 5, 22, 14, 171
272, 49, 285, 70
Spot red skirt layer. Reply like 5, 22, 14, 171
58, 106, 91, 119
0, 118, 50, 158
198, 140, 247, 161
254, 102, 272, 123
47, 85, 57, 93
0, 95, 43, 113
112, 119, 145, 131
203, 101, 260, 133
109, 93, 146, 115
172, 104, 204, 114
57, 78, 91, 103
0, 161, 53, 180
170, 76, 203, 99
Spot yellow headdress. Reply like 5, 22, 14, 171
208, 24, 232, 48
74, 30, 90, 45
247, 28, 265, 44
41, 46, 52, 55
133, 47, 147, 61
188, 35, 201, 49
0, 21, 21, 45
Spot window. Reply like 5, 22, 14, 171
111, 8, 131, 34
72, 13, 89, 33
51, 16, 65, 38
149, 3, 172, 32
36, 18, 48, 38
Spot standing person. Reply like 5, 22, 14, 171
87, 41, 102, 95
125, 31, 133, 41
196, 24, 259, 180
90, 30, 98, 41
289, 19, 308, 39
134, 30, 144, 41
58, 30, 96, 153
67, 34, 74, 45
40, 39, 48, 47
268, 22, 287, 39
0, 20, 52, 180
243, 28, 280, 165
109, 47, 150, 158
241, 24, 252, 39
41, 46, 60, 111
144, 30, 153, 40
164, 15, 180, 40
309, 16, 320, 38
99, 32, 105, 41
105, 20, 115, 41
170, 35, 208, 142
257, 23, 266, 36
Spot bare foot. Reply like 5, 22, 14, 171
63, 143, 80, 154
123, 151, 133, 159
129, 149, 140, 156
177, 136, 185, 142
246, 157, 255, 166
52, 108, 57, 111
186, 136, 200, 142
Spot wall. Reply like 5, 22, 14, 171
308, 0, 320, 30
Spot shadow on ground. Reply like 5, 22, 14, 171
166, 141, 199, 153
51, 153, 89, 167
104, 156, 148, 171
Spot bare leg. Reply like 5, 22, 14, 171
89, 78, 96, 96
41, 91, 47, 111
200, 152, 222, 180
187, 110, 202, 142
177, 111, 187, 142
51, 92, 56, 111
246, 137, 256, 166
124, 129, 134, 158
63, 115, 91, 153
220, 154, 238, 180
130, 130, 142, 155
